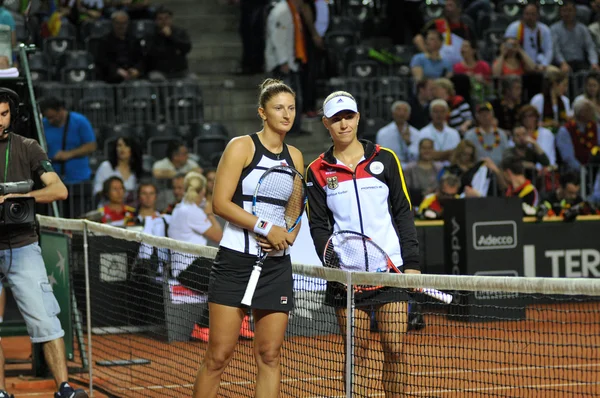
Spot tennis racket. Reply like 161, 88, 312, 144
240, 164, 307, 306
323, 230, 453, 304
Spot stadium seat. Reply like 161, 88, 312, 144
27, 51, 51, 82
144, 123, 178, 141
131, 19, 155, 40
120, 80, 157, 124
344, 45, 381, 78
79, 81, 115, 126
147, 136, 180, 160
81, 19, 112, 42
576, 5, 592, 26
194, 122, 229, 139
539, 0, 561, 25
482, 28, 507, 63
420, 1, 443, 22
142, 154, 154, 176
43, 21, 77, 64
194, 135, 228, 166
167, 79, 203, 125
325, 32, 358, 76
358, 117, 387, 142
374, 76, 410, 99
477, 12, 512, 38
370, 93, 397, 120
59, 50, 95, 83
14, 17, 29, 43
327, 15, 360, 35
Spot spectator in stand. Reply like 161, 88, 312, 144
40, 96, 97, 184
264, 0, 305, 134
93, 136, 143, 203
589, 0, 600, 52
504, 2, 553, 71
299, 0, 324, 117
96, 10, 145, 83
503, 125, 550, 183
402, 138, 444, 205
540, 171, 585, 217
490, 76, 524, 134
94, 176, 137, 226
160, 173, 185, 214
432, 78, 473, 135
105, 0, 153, 20
386, 0, 424, 45
574, 71, 600, 117
551, 0, 599, 73
408, 78, 434, 129
168, 171, 223, 278
0, 1, 16, 47
464, 102, 510, 166
453, 40, 491, 82
556, 98, 600, 171
443, 140, 505, 197
152, 140, 203, 180
145, 6, 194, 81
530, 68, 572, 132
492, 37, 536, 77
203, 168, 216, 212
134, 181, 161, 224
410, 29, 453, 82
78, 0, 104, 23
375, 101, 420, 163
515, 105, 556, 166
238, 0, 268, 75
417, 173, 460, 220
501, 155, 539, 216
413, 0, 477, 67
418, 99, 462, 162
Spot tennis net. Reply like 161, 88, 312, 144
38, 216, 600, 397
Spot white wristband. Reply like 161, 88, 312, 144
253, 218, 273, 236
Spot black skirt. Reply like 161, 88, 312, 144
208, 246, 294, 311
325, 281, 410, 308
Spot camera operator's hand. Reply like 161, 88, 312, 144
53, 150, 72, 162
0, 193, 29, 204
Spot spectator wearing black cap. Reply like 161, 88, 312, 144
145, 6, 195, 81
464, 102, 510, 166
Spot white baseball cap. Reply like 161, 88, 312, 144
323, 95, 358, 118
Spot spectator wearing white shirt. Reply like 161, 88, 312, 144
168, 172, 223, 278
93, 136, 142, 202
530, 68, 572, 132
375, 101, 420, 163
516, 105, 556, 167
152, 140, 203, 180
504, 3, 553, 70
418, 99, 462, 162
551, 0, 599, 73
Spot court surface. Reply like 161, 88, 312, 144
67, 302, 600, 397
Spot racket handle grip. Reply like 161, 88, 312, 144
241, 265, 262, 306
418, 288, 453, 304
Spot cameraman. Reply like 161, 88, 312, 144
0, 90, 87, 398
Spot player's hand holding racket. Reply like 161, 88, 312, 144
323, 230, 452, 304
241, 165, 307, 306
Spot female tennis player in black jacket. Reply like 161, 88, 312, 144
306, 90, 420, 396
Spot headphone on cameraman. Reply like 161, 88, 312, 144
0, 87, 20, 135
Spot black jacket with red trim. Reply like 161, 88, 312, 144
305, 140, 420, 271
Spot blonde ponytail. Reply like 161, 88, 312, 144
183, 171, 207, 204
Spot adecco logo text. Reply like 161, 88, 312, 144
472, 221, 518, 250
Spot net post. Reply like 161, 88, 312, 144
345, 271, 353, 398
82, 222, 94, 396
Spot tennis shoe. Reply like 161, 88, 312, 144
55, 382, 88, 398
191, 324, 210, 342
239, 315, 254, 340
0, 390, 14, 398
